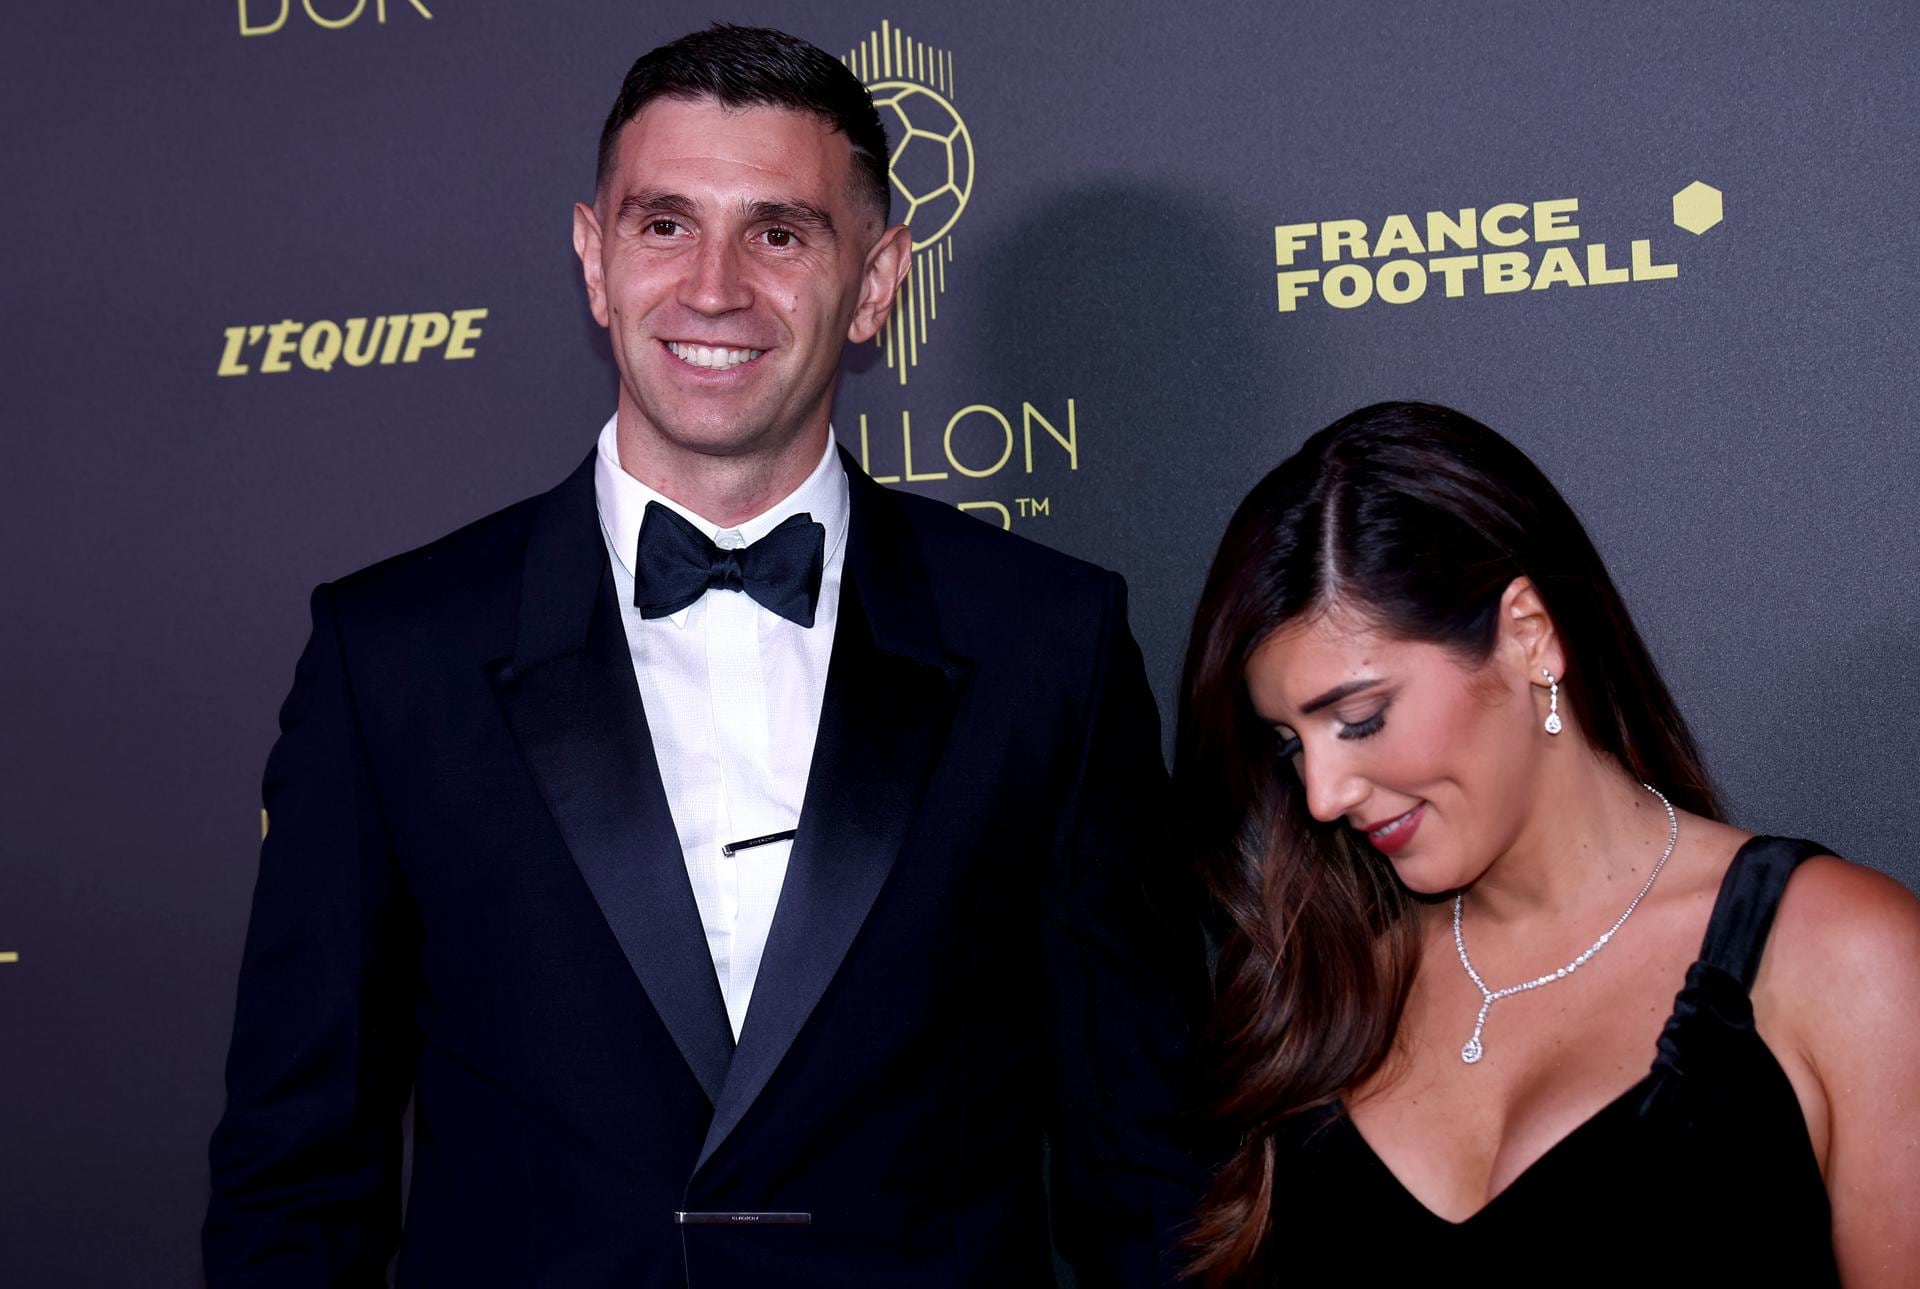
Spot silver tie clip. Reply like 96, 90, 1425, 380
720, 829, 798, 857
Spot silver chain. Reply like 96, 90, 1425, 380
1452, 782, 1679, 1065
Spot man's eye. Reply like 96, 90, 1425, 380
648, 219, 681, 237
764, 228, 795, 248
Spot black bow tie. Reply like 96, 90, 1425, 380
632, 501, 826, 628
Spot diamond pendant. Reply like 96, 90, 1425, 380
1461, 1036, 1484, 1064
1544, 712, 1563, 735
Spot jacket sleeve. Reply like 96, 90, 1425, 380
204, 584, 416, 1288
1044, 572, 1213, 1288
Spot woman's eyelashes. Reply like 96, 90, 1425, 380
1275, 700, 1388, 759
1335, 706, 1388, 741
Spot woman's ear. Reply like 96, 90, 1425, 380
1498, 576, 1565, 686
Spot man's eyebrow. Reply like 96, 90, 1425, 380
1297, 677, 1385, 716
613, 192, 837, 241
617, 190, 698, 221
744, 199, 836, 238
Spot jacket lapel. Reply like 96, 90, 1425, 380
694, 455, 967, 1172
487, 453, 735, 1105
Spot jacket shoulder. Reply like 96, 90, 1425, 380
330, 492, 542, 608
893, 485, 1111, 578
321, 459, 591, 647
883, 486, 1120, 643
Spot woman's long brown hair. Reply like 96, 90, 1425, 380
1175, 403, 1722, 1283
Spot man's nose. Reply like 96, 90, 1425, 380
1299, 746, 1367, 826
680, 235, 752, 314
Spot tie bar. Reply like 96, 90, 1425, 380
674, 1211, 812, 1226
720, 829, 798, 857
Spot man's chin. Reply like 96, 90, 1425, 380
618, 379, 829, 464
675, 416, 787, 455
630, 411, 802, 462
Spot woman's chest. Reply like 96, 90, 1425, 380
1343, 924, 1708, 1220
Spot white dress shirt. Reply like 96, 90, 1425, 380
592, 414, 848, 1039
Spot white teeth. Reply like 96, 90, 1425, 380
666, 341, 764, 370
1371, 809, 1416, 838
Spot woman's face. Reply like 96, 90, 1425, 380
1243, 601, 1550, 894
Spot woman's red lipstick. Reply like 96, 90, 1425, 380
1361, 804, 1424, 857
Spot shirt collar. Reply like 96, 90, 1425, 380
593, 412, 850, 617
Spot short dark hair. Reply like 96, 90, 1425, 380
596, 24, 893, 223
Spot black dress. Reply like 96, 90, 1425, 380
1259, 836, 1838, 1286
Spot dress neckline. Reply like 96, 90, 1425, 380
1335, 1068, 1660, 1226
1331, 833, 1821, 1226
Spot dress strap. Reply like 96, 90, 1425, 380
1696, 835, 1830, 989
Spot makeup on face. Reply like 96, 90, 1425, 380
1245, 598, 1557, 896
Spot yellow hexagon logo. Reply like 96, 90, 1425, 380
1673, 181, 1724, 235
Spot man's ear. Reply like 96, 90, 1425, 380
1498, 576, 1566, 686
847, 224, 914, 343
573, 201, 609, 328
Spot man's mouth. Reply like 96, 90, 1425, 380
664, 341, 766, 371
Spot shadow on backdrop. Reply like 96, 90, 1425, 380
959, 176, 1286, 732
953, 177, 1257, 1287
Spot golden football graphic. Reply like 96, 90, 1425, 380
870, 81, 973, 248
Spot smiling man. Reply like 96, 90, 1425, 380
204, 25, 1207, 1289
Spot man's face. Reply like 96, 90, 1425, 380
575, 97, 908, 464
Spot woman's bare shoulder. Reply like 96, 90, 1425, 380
1762, 852, 1920, 1052
1774, 853, 1920, 964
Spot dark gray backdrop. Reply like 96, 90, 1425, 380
3, 2, 1915, 1285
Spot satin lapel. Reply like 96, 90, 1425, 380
694, 459, 966, 1172
487, 453, 734, 1104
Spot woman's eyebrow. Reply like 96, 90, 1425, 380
1298, 677, 1385, 715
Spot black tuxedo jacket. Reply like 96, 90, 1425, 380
205, 449, 1209, 1288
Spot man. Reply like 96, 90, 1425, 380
205, 25, 1206, 1288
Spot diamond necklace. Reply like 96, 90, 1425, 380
1451, 783, 1678, 1065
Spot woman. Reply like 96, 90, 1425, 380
1176, 402, 1919, 1285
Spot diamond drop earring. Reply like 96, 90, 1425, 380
1543, 669, 1563, 735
